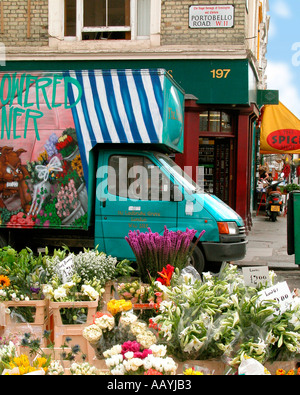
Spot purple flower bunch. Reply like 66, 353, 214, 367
44, 133, 58, 158
125, 226, 204, 282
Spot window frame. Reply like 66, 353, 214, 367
64, 0, 146, 41
199, 110, 235, 137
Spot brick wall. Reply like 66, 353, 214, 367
161, 0, 246, 46
0, 0, 48, 46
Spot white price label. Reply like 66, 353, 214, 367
258, 281, 293, 314
57, 255, 74, 284
242, 266, 270, 287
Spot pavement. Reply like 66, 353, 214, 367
234, 212, 300, 291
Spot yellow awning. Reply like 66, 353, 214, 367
260, 101, 300, 154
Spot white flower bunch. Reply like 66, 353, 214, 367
42, 273, 100, 303
130, 321, 157, 349
53, 286, 68, 301
83, 324, 103, 344
0, 341, 17, 374
94, 314, 115, 331
47, 360, 64, 375
123, 357, 144, 372
70, 362, 100, 375
105, 353, 124, 369
149, 344, 167, 357
143, 354, 177, 375
42, 284, 54, 300
119, 311, 138, 327
104, 343, 177, 375
103, 345, 122, 358
73, 250, 117, 286
0, 341, 17, 362
81, 284, 99, 301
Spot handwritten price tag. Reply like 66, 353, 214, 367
57, 255, 74, 284
242, 266, 270, 287
258, 281, 293, 314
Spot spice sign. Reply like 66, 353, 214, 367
189, 5, 234, 28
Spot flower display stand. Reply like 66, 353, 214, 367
1, 300, 50, 346
49, 298, 99, 363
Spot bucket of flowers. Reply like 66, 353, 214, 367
125, 226, 204, 283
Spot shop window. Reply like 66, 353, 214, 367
199, 111, 233, 133
64, 0, 150, 40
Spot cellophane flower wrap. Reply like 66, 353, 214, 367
151, 263, 300, 365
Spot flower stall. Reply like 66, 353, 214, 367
1, 227, 300, 375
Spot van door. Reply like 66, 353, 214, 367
95, 152, 178, 259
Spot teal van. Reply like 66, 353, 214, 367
0, 69, 246, 272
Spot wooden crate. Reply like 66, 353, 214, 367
49, 298, 99, 363
1, 300, 50, 346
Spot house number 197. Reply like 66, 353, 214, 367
210, 69, 231, 79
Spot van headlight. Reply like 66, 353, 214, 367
217, 222, 239, 235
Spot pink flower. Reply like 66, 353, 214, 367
121, 341, 141, 356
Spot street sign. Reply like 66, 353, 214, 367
189, 5, 234, 28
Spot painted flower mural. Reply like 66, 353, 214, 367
0, 73, 88, 230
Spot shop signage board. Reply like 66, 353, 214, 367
3, 58, 255, 105
260, 101, 300, 154
189, 5, 234, 28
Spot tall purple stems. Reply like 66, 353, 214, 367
125, 226, 205, 282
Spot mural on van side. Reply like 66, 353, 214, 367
0, 72, 88, 229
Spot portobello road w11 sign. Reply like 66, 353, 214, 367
189, 5, 234, 28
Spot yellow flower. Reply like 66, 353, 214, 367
71, 155, 84, 178
10, 355, 30, 368
34, 357, 48, 372
7, 354, 46, 375
38, 151, 48, 162
0, 275, 10, 289
183, 368, 204, 375
276, 368, 286, 375
287, 369, 295, 375
107, 299, 132, 316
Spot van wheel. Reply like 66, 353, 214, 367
188, 245, 205, 274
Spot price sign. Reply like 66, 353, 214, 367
242, 266, 270, 288
57, 255, 74, 284
258, 281, 293, 314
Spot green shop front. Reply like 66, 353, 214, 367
2, 58, 262, 229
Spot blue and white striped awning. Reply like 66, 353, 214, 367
65, 69, 165, 182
